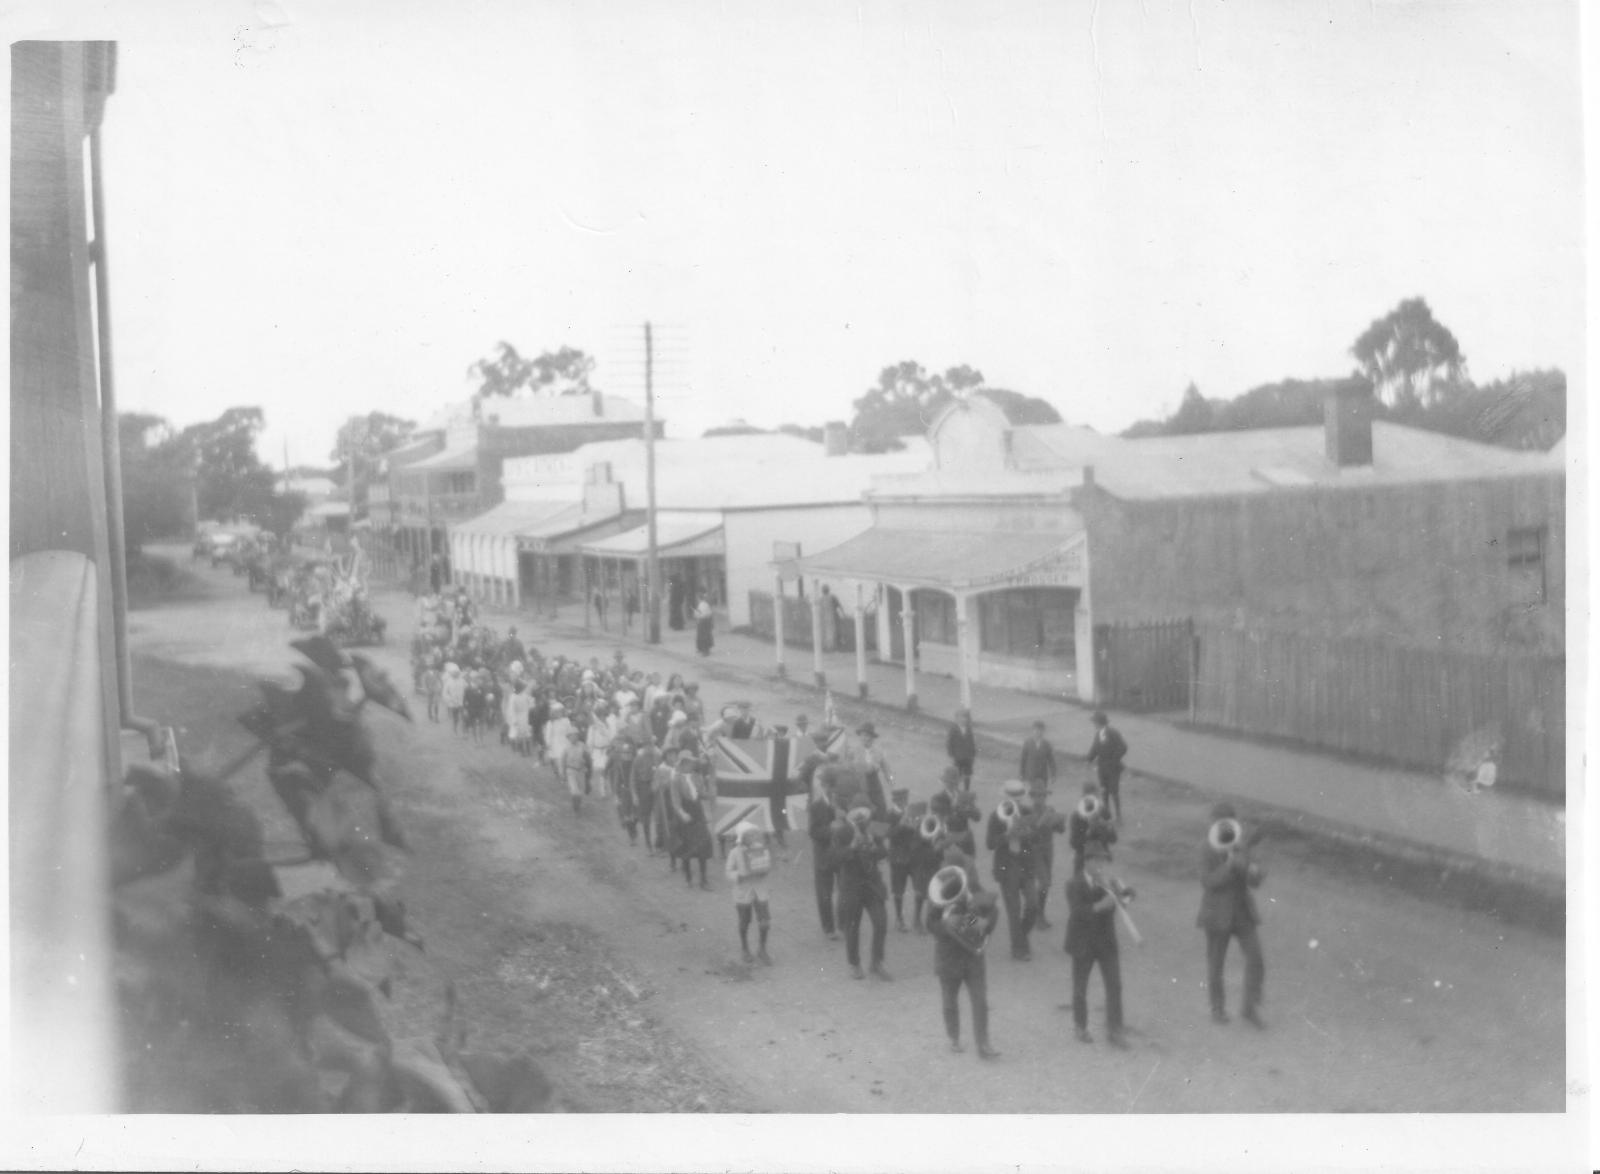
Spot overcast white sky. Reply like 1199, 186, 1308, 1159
34, 0, 1590, 466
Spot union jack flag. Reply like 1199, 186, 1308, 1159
709, 727, 849, 800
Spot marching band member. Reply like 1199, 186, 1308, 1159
937, 766, 981, 856
807, 765, 843, 940
725, 821, 775, 964
833, 806, 892, 981
1068, 781, 1118, 871
1197, 802, 1267, 1027
910, 795, 950, 933
886, 787, 918, 932
1027, 780, 1067, 931
987, 780, 1038, 961
1086, 711, 1130, 823
926, 855, 1000, 1059
1064, 843, 1131, 1047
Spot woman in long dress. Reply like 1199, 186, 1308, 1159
694, 595, 715, 657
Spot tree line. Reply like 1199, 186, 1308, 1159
1123, 298, 1566, 451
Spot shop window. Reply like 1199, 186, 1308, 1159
1507, 526, 1546, 605
913, 590, 958, 645
977, 588, 1078, 659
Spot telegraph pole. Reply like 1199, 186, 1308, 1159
644, 321, 662, 644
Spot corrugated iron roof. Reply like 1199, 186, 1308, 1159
793, 523, 1085, 590
579, 512, 725, 558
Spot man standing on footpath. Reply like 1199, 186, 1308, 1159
946, 708, 977, 791
1018, 720, 1056, 791
1086, 711, 1129, 823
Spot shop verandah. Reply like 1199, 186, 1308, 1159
769, 525, 1095, 710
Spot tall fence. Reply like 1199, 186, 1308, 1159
1192, 625, 1565, 796
748, 590, 815, 649
1093, 619, 1194, 712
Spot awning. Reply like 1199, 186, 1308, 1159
578, 513, 725, 559
791, 525, 1086, 592
517, 503, 630, 553
307, 501, 350, 518
452, 500, 576, 540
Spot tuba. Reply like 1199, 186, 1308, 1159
919, 813, 947, 842
1208, 817, 1244, 854
929, 866, 990, 954
928, 865, 968, 907
997, 798, 1023, 832
1076, 793, 1103, 821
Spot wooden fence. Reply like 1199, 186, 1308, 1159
1192, 625, 1566, 796
1093, 619, 1194, 712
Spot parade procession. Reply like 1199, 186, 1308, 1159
385, 579, 1279, 1064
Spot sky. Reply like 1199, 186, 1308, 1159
25, 0, 1588, 468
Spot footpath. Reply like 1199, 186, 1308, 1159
411, 589, 1567, 919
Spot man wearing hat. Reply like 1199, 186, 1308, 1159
1064, 841, 1132, 1047
852, 722, 892, 816
1197, 802, 1267, 1027
987, 780, 1039, 961
1086, 711, 1129, 823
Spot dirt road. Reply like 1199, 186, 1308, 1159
128, 552, 1564, 1112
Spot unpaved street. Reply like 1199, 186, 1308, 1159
129, 552, 1564, 1112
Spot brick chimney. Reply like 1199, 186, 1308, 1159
823, 421, 849, 456
1325, 383, 1374, 468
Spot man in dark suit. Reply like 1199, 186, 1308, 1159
1018, 721, 1056, 789
946, 709, 977, 790
1064, 845, 1131, 1047
807, 764, 844, 940
834, 808, 892, 981
1086, 711, 1129, 822
986, 779, 1037, 961
926, 857, 1000, 1059
1197, 802, 1266, 1027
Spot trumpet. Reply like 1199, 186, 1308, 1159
919, 813, 947, 842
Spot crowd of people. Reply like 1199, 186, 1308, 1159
409, 587, 1270, 1062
